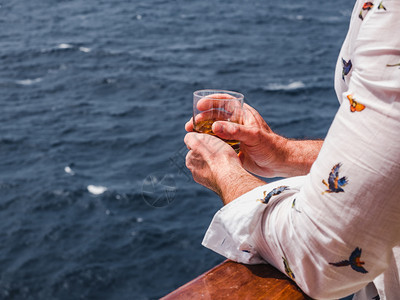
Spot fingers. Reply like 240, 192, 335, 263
196, 94, 242, 113
185, 118, 194, 132
187, 101, 270, 148
193, 110, 238, 128
184, 132, 220, 149
184, 132, 234, 156
185, 147, 206, 171
186, 106, 241, 133
243, 103, 272, 131
184, 132, 213, 153
212, 121, 260, 147
212, 121, 243, 140
184, 132, 198, 150
243, 103, 259, 115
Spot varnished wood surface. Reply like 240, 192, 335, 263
162, 260, 312, 300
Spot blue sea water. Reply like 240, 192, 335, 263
0, 0, 354, 299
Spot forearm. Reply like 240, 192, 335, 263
216, 167, 266, 205
278, 137, 323, 177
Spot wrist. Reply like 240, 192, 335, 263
263, 134, 292, 177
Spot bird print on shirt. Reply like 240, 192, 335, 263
378, 1, 386, 10
258, 186, 289, 204
292, 198, 302, 213
387, 62, 400, 68
329, 247, 368, 274
322, 163, 348, 194
359, 2, 374, 20
283, 256, 296, 280
342, 58, 352, 80
347, 95, 366, 112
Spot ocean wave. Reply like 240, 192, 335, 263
57, 43, 74, 50
278, 11, 348, 25
38, 43, 92, 54
64, 166, 75, 176
287, 14, 306, 21
79, 47, 91, 53
15, 78, 42, 86
87, 185, 108, 195
264, 81, 306, 92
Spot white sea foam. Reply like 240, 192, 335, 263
16, 78, 42, 85
57, 43, 73, 49
87, 185, 108, 195
79, 47, 91, 53
265, 81, 305, 91
287, 14, 305, 21
64, 166, 75, 175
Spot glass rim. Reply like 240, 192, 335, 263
193, 89, 244, 100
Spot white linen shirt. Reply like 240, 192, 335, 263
202, 0, 400, 299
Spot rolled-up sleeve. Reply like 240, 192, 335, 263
202, 177, 306, 265
202, 1, 400, 298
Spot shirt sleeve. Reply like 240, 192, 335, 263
202, 1, 400, 299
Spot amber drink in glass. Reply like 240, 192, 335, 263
193, 89, 244, 153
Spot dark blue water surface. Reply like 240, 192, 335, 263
1, 0, 354, 299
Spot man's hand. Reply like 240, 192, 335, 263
184, 132, 265, 205
186, 103, 322, 178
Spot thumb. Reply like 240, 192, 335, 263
212, 121, 256, 146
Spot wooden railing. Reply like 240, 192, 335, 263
162, 260, 312, 299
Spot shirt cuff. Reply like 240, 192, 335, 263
202, 176, 306, 265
